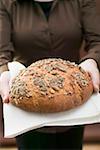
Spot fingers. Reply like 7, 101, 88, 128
88, 69, 100, 93
79, 59, 100, 93
0, 71, 10, 103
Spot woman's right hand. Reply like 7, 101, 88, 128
0, 71, 11, 103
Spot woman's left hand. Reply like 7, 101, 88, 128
79, 59, 100, 93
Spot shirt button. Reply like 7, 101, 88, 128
50, 32, 53, 36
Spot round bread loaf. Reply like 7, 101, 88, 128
9, 58, 93, 113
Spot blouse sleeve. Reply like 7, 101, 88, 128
80, 0, 100, 70
0, 0, 14, 74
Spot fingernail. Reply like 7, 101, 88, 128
3, 95, 9, 103
94, 87, 99, 93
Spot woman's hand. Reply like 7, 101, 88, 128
79, 59, 100, 93
0, 62, 26, 103
0, 71, 10, 103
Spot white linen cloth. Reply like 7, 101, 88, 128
3, 62, 100, 138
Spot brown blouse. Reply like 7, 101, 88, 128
0, 0, 100, 74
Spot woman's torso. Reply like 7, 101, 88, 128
6, 0, 84, 66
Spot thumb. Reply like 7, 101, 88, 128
0, 71, 10, 103
89, 69, 100, 93
2, 87, 10, 103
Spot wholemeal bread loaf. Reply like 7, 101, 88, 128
9, 58, 93, 113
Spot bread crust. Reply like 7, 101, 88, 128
9, 58, 93, 112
